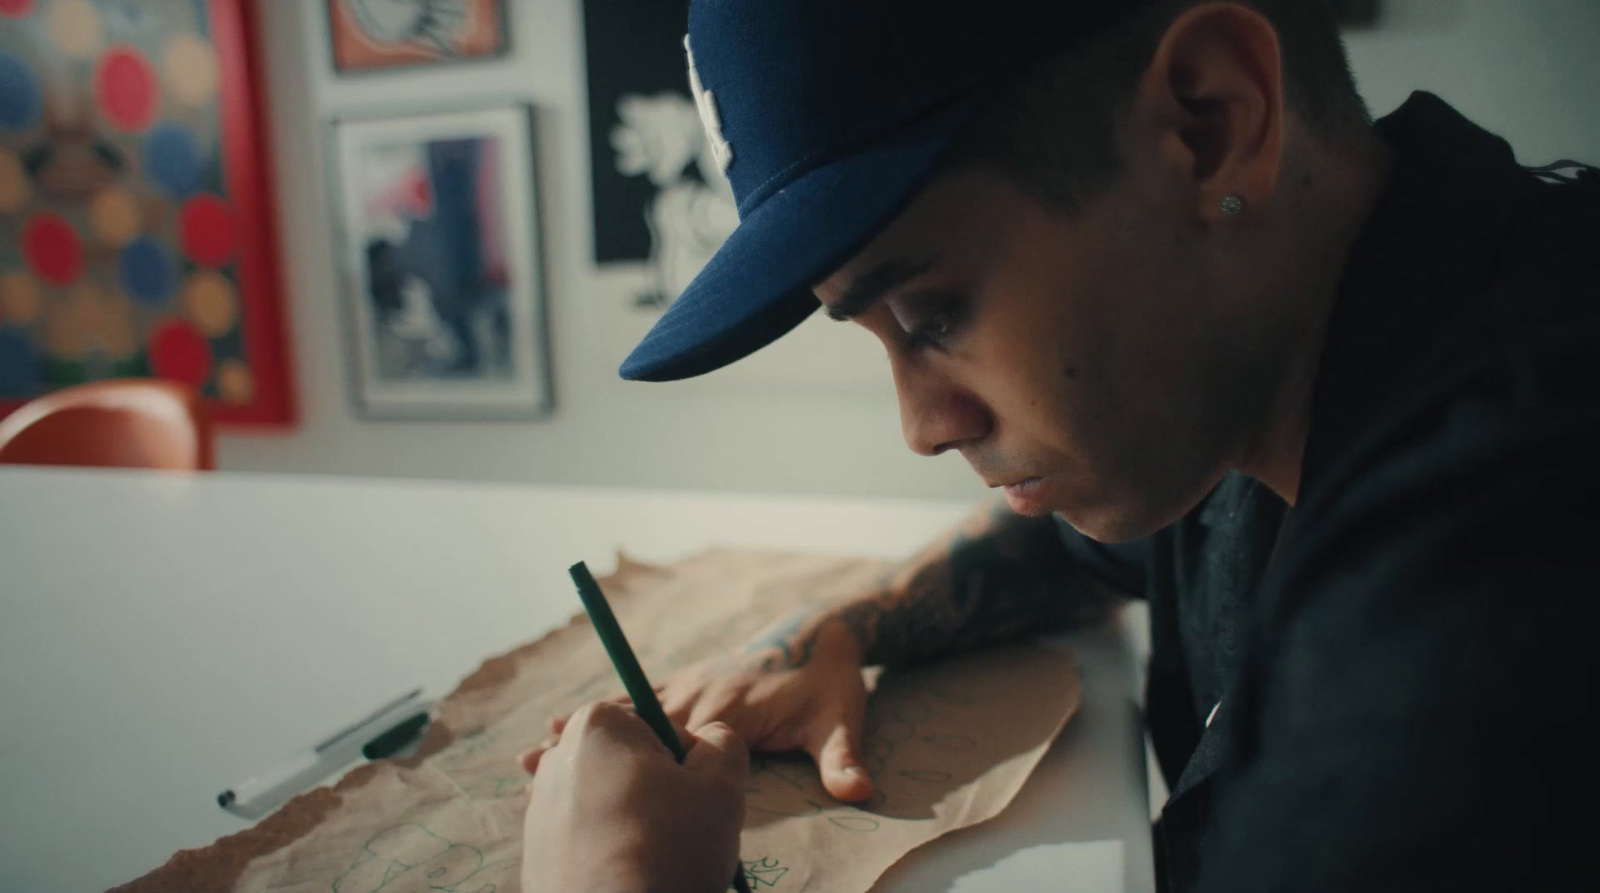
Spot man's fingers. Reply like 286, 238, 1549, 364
519, 747, 543, 774
661, 684, 699, 724
668, 719, 693, 749
684, 721, 750, 782
761, 723, 806, 752
548, 692, 640, 735
686, 688, 742, 733
518, 737, 558, 774
564, 701, 668, 754
810, 716, 872, 802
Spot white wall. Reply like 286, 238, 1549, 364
218, 0, 1600, 500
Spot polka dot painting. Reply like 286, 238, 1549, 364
69, 284, 135, 358
0, 147, 29, 211
0, 51, 40, 129
89, 186, 142, 246
147, 317, 212, 385
162, 34, 217, 107
118, 236, 174, 305
47, 0, 102, 60
94, 44, 157, 132
143, 121, 202, 196
0, 0, 290, 422
178, 193, 236, 266
216, 358, 253, 404
0, 329, 37, 393
66, 283, 102, 327
0, 271, 40, 324
41, 297, 85, 360
179, 270, 236, 337
21, 212, 83, 286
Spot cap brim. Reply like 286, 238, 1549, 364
619, 105, 969, 382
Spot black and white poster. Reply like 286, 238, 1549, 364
583, 0, 737, 309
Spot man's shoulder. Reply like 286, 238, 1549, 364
1461, 161, 1600, 360
1288, 308, 1600, 590
1199, 110, 1600, 893
1302, 160, 1600, 535
1423, 157, 1600, 395
1276, 175, 1600, 635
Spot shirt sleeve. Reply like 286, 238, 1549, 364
1196, 354, 1600, 892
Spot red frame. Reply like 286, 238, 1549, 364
196, 0, 295, 427
0, 0, 296, 428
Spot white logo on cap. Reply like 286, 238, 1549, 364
685, 35, 733, 174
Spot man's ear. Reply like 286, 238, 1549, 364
1130, 2, 1285, 222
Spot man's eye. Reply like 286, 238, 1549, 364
906, 313, 954, 350
896, 291, 969, 351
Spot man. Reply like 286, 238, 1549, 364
520, 1, 1600, 890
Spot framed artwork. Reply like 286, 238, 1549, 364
583, 0, 735, 310
0, 0, 293, 426
328, 0, 508, 74
328, 104, 551, 421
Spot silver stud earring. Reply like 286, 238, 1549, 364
1220, 194, 1245, 217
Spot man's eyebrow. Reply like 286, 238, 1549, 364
824, 257, 937, 321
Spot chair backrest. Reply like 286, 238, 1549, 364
0, 379, 214, 471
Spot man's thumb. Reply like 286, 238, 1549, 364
811, 718, 872, 802
685, 721, 750, 779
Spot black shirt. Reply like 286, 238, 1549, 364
1057, 93, 1600, 892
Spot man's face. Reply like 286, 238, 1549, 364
815, 165, 1271, 542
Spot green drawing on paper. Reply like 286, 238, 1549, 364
331, 823, 515, 893
827, 815, 880, 833
464, 775, 524, 799
742, 856, 789, 888
746, 759, 824, 819
455, 729, 495, 756
746, 757, 883, 831
437, 729, 497, 769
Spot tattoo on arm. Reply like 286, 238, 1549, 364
756, 504, 1120, 670
745, 610, 821, 672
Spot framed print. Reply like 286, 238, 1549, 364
328, 104, 551, 421
582, 0, 736, 310
0, 0, 294, 427
328, 0, 508, 73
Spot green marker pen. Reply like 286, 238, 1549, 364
568, 561, 750, 893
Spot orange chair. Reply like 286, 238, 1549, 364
0, 379, 215, 471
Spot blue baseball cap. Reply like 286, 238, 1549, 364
619, 0, 1144, 382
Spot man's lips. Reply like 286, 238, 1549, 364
995, 476, 1049, 513
979, 480, 1043, 492
993, 476, 1043, 493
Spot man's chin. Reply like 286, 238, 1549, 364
997, 472, 1184, 537
1050, 495, 1171, 544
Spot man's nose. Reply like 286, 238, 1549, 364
893, 362, 992, 457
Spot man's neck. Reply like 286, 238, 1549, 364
1242, 128, 1395, 506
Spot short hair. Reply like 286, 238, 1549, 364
949, 0, 1369, 211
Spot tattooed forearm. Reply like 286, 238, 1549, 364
757, 503, 1118, 670
842, 503, 1112, 666
744, 610, 822, 671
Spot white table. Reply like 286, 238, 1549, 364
0, 467, 1154, 893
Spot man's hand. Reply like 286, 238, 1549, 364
524, 502, 1111, 810
526, 614, 873, 803
520, 701, 746, 893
